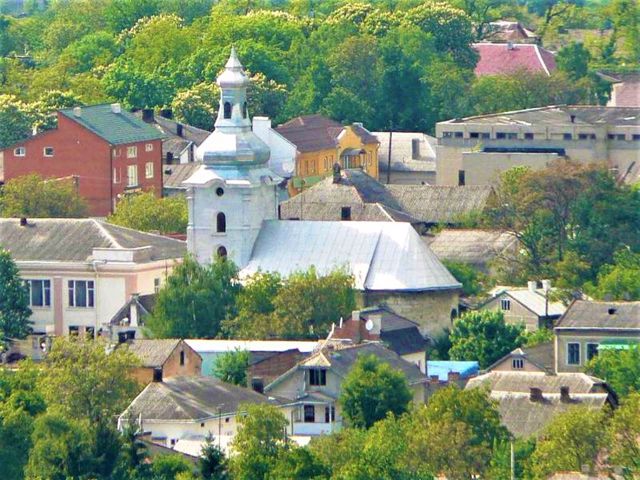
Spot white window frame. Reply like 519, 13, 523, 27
25, 279, 51, 307
127, 164, 138, 187
127, 146, 138, 158
43, 147, 54, 157
68, 280, 95, 308
145, 143, 153, 152
154, 278, 161, 293
113, 168, 120, 184
512, 358, 524, 370
500, 298, 511, 311
309, 368, 326, 386
567, 342, 581, 365
14, 146, 25, 156
145, 161, 154, 179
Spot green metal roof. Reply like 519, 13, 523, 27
598, 339, 640, 351
60, 104, 164, 145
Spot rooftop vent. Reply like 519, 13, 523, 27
608, 307, 617, 315
73, 107, 82, 117
19, 217, 27, 227
529, 387, 543, 402
560, 386, 571, 403
111, 103, 122, 114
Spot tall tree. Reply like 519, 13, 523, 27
607, 392, 640, 476
449, 310, 525, 368
586, 249, 640, 301
0, 94, 34, 149
146, 256, 239, 338
213, 349, 249, 386
108, 191, 188, 234
0, 249, 32, 346
0, 174, 88, 218
586, 345, 640, 398
338, 354, 412, 429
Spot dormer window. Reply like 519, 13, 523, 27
309, 368, 326, 386
223, 102, 232, 119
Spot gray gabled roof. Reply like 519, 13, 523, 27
426, 229, 517, 266
60, 104, 164, 145
122, 376, 275, 421
466, 371, 607, 394
0, 218, 186, 263
125, 339, 183, 368
242, 220, 461, 292
556, 300, 640, 331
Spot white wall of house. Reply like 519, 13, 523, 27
252, 117, 297, 177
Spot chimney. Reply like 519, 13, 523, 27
527, 280, 537, 293
111, 103, 122, 114
411, 138, 420, 159
542, 279, 551, 292
560, 386, 571, 403
351, 310, 360, 323
152, 367, 163, 382
352, 122, 363, 128
529, 387, 543, 402
507, 41, 514, 50
570, 114, 576, 123
142, 109, 154, 123
176, 123, 183, 138
19, 217, 27, 227
447, 371, 460, 382
332, 163, 341, 183
429, 375, 440, 384
251, 377, 264, 394
73, 106, 82, 117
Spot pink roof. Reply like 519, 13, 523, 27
608, 76, 640, 108
473, 43, 556, 77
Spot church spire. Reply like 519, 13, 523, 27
214, 47, 250, 132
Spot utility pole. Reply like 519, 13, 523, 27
510, 438, 515, 480
386, 129, 393, 184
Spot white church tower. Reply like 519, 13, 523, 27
184, 48, 280, 267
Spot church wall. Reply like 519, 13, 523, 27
362, 289, 460, 338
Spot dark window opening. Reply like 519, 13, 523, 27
458, 170, 466, 186
324, 406, 335, 423
309, 368, 326, 386
216, 212, 226, 233
341, 206, 351, 221
568, 343, 580, 365
470, 132, 479, 139
223, 102, 232, 119
304, 405, 315, 423
563, 133, 572, 140
454, 131, 463, 138
587, 343, 599, 361
216, 187, 224, 197
217, 246, 227, 258
243, 102, 248, 118
524, 133, 534, 140
180, 350, 185, 366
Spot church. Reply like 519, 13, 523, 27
183, 49, 461, 337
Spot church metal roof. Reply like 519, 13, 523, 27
241, 220, 461, 292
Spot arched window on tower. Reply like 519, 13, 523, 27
243, 102, 248, 119
223, 102, 232, 119
216, 212, 226, 233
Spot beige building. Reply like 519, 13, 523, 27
435, 105, 640, 186
0, 218, 185, 359
554, 300, 640, 373
124, 339, 203, 385
486, 342, 554, 374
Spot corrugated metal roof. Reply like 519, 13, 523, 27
427, 361, 479, 381
60, 104, 164, 145
556, 300, 640, 330
185, 339, 319, 353
242, 220, 461, 292
505, 289, 566, 317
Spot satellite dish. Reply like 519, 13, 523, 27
365, 319, 374, 331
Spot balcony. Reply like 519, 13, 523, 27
291, 421, 342, 436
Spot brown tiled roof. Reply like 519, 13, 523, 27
556, 300, 640, 331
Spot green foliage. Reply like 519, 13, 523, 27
0, 249, 32, 345
442, 260, 487, 297
172, 82, 219, 131
523, 327, 554, 347
0, 94, 34, 148
268, 446, 329, 480
108, 191, 188, 234
213, 349, 249, 386
39, 336, 141, 424
607, 391, 640, 476
449, 310, 525, 368
200, 435, 229, 480
530, 406, 605, 478
230, 403, 289, 480
586, 345, 640, 398
557, 41, 591, 79
338, 354, 412, 429
146, 255, 239, 339
586, 249, 640, 301
151, 454, 194, 480
0, 173, 88, 218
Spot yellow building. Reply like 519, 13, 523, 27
276, 115, 379, 196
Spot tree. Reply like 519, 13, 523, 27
230, 403, 289, 480
449, 310, 525, 368
530, 407, 605, 478
587, 249, 640, 301
268, 446, 329, 480
339, 354, 412, 429
607, 392, 640, 476
0, 94, 34, 149
172, 82, 219, 131
151, 454, 195, 480
443, 260, 487, 297
0, 174, 88, 218
213, 349, 249, 386
586, 345, 640, 398
108, 191, 188, 234
0, 249, 32, 346
146, 256, 239, 338
557, 42, 591, 80
103, 60, 175, 110
200, 435, 229, 480
38, 336, 140, 425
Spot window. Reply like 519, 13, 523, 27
14, 147, 25, 156
567, 342, 580, 365
608, 133, 626, 141
304, 405, 315, 423
69, 326, 79, 336
216, 187, 224, 197
496, 132, 506, 139
309, 368, 326, 386
243, 102, 248, 119
480, 132, 490, 139
145, 162, 154, 179
341, 206, 351, 221
458, 170, 465, 186
26, 279, 51, 307
68, 280, 95, 308
216, 212, 226, 233
563, 133, 572, 140
470, 132, 479, 139
127, 165, 138, 187
633, 134, 640, 141
524, 133, 534, 140
127, 146, 137, 158
442, 131, 454, 138
145, 143, 153, 152
154, 278, 161, 293
506, 132, 518, 140
587, 343, 599, 361
223, 102, 232, 119
324, 406, 335, 423
180, 350, 185, 366
512, 358, 524, 369
113, 168, 120, 184
217, 246, 227, 258
454, 131, 463, 138
43, 147, 54, 157
500, 299, 511, 311
579, 133, 596, 140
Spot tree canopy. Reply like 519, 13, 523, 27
0, 249, 32, 346
108, 191, 188, 234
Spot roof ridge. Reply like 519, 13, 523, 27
99, 220, 186, 244
92, 219, 123, 249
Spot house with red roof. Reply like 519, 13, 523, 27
473, 42, 556, 77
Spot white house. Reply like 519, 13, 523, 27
252, 116, 297, 178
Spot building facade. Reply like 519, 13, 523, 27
435, 106, 640, 186
0, 104, 164, 216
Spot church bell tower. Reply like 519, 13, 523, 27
184, 48, 281, 267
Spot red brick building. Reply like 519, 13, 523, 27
1, 103, 165, 216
